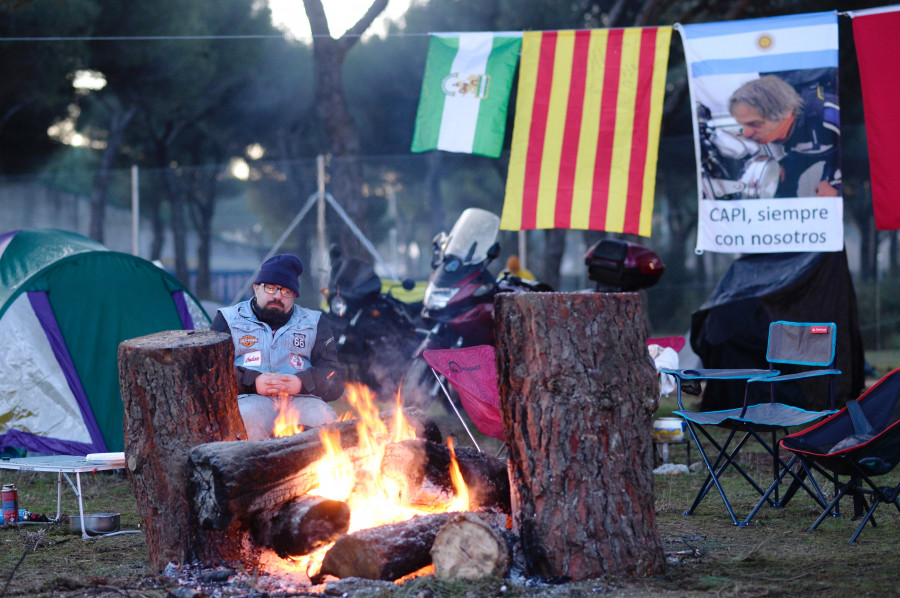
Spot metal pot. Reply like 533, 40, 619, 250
70, 512, 120, 535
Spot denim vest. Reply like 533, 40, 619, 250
219, 301, 320, 375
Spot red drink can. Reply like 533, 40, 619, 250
1, 484, 18, 523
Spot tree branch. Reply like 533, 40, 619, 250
338, 0, 388, 52
302, 0, 330, 37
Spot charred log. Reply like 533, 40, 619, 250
318, 512, 455, 581
494, 292, 665, 580
380, 439, 510, 513
249, 495, 350, 558
431, 512, 511, 579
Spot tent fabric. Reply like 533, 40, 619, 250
0, 228, 210, 456
691, 251, 865, 412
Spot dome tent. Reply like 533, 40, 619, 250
0, 229, 210, 456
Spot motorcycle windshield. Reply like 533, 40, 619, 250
443, 208, 500, 264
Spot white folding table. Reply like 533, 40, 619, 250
0, 454, 138, 539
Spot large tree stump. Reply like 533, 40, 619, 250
118, 330, 252, 571
494, 292, 665, 579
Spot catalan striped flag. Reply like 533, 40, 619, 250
501, 27, 671, 236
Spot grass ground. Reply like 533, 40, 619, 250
2, 379, 899, 597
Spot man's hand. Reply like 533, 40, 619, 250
255, 372, 302, 397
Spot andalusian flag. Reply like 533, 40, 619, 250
411, 32, 522, 158
501, 27, 671, 235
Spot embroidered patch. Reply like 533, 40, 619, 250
293, 333, 306, 349
239, 335, 258, 348
290, 354, 305, 370
243, 351, 261, 367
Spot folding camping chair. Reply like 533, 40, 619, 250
660, 321, 841, 525
781, 367, 900, 543
422, 345, 504, 454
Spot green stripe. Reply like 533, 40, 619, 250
471, 36, 522, 157
411, 36, 460, 153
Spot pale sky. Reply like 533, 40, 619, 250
268, 0, 412, 39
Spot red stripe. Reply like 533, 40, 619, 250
622, 29, 657, 234
854, 12, 900, 230
589, 29, 623, 230
554, 31, 591, 228
521, 32, 557, 230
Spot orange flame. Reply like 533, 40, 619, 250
263, 382, 472, 581
272, 393, 304, 437
446, 437, 470, 512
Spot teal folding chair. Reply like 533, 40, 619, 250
660, 321, 841, 525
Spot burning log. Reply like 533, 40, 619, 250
380, 439, 511, 513
494, 292, 666, 580
431, 512, 511, 579
118, 330, 253, 571
189, 418, 373, 530
187, 409, 432, 530
318, 512, 455, 581
249, 495, 350, 558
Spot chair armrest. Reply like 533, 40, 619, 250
747, 368, 841, 385
659, 368, 779, 381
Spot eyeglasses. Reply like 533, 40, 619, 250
260, 284, 296, 298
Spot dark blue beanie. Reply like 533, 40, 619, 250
254, 254, 303, 296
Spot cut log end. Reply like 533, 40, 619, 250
251, 495, 350, 558
431, 512, 510, 579
319, 512, 455, 581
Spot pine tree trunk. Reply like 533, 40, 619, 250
494, 292, 665, 580
118, 330, 252, 571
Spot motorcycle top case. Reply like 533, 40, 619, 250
584, 239, 665, 291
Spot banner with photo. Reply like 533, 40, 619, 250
679, 11, 843, 253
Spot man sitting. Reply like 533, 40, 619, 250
211, 254, 346, 440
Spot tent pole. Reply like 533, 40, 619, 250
316, 155, 328, 300
323, 192, 398, 281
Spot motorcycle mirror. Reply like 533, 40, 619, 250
486, 242, 501, 261
401, 278, 416, 291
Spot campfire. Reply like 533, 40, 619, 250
178, 379, 511, 584
261, 383, 474, 581
121, 317, 664, 588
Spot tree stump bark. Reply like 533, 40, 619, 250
118, 329, 252, 571
494, 292, 665, 579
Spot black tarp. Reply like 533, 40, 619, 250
691, 251, 865, 412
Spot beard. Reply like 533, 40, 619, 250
251, 298, 292, 328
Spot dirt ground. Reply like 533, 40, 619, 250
2, 449, 898, 598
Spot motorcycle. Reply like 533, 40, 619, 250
321, 245, 423, 401
400, 208, 553, 408
697, 102, 781, 200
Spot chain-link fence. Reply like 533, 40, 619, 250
3, 129, 900, 352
